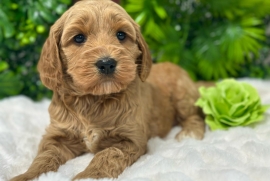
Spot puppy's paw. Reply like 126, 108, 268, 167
72, 169, 109, 181
72, 172, 89, 181
175, 129, 204, 142
10, 174, 32, 181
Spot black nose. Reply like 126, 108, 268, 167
95, 58, 117, 75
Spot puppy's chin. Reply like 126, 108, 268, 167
72, 71, 137, 96
90, 80, 129, 95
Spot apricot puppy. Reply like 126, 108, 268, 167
11, 0, 205, 180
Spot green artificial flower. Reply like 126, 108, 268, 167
195, 79, 269, 131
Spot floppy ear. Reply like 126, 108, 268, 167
134, 24, 152, 82
37, 20, 64, 91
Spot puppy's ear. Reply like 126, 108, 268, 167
134, 24, 152, 82
38, 19, 64, 91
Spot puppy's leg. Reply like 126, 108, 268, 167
175, 113, 205, 141
73, 140, 146, 180
174, 79, 205, 141
10, 125, 86, 181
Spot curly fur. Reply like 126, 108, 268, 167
11, 0, 205, 180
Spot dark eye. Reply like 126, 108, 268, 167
116, 31, 126, 41
74, 34, 86, 44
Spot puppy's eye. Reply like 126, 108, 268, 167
116, 31, 126, 41
74, 34, 86, 44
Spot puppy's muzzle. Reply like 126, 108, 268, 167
96, 58, 117, 75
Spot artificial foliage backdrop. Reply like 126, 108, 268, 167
122, 0, 270, 80
0, 0, 72, 100
0, 0, 270, 100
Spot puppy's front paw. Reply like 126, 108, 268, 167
72, 172, 90, 181
10, 174, 32, 181
72, 169, 109, 181
175, 129, 204, 142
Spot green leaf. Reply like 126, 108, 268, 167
0, 29, 3, 41
0, 9, 15, 38
154, 5, 167, 19
243, 27, 265, 41
135, 11, 147, 25
205, 115, 228, 131
144, 18, 165, 40
241, 17, 262, 26
125, 4, 143, 13
0, 61, 9, 72
35, 2, 56, 23
59, 0, 71, 5
40, 0, 57, 9
55, 4, 67, 15
0, 71, 24, 98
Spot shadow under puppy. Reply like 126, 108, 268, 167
11, 0, 205, 180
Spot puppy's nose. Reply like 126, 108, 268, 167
96, 58, 117, 75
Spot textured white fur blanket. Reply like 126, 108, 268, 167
1, 79, 270, 181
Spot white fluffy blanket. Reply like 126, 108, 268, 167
1, 79, 270, 181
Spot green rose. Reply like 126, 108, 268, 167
195, 79, 269, 131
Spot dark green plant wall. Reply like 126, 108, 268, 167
0, 0, 71, 100
122, 0, 270, 80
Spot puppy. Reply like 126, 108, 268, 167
11, 0, 205, 180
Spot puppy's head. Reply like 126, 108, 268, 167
38, 0, 152, 96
